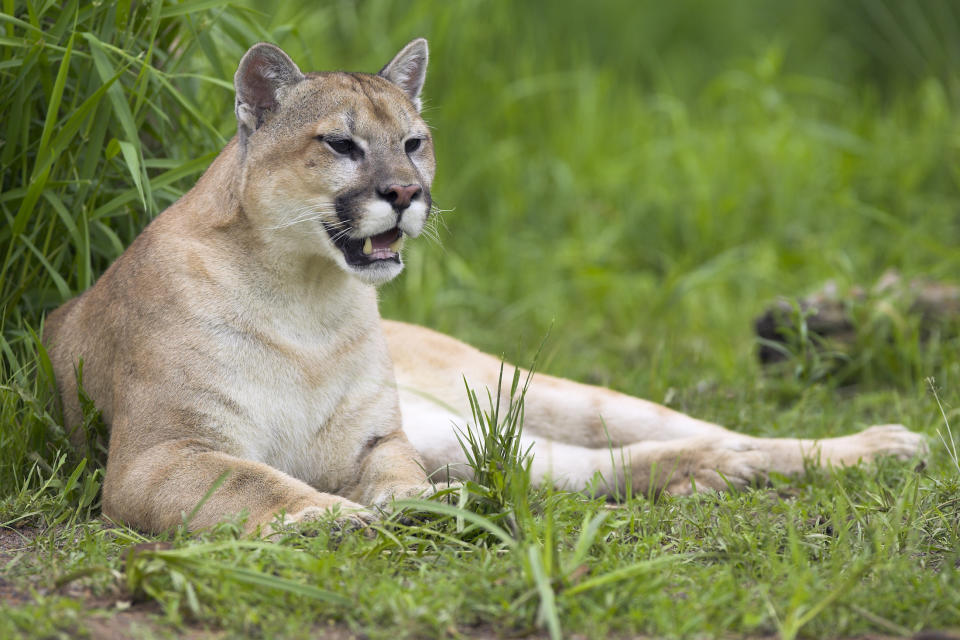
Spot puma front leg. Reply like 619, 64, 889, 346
345, 429, 436, 508
103, 436, 373, 536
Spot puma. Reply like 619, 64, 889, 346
43, 39, 926, 535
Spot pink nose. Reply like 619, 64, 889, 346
380, 184, 421, 211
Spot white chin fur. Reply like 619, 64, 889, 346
350, 259, 404, 285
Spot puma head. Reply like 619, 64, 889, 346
233, 39, 435, 285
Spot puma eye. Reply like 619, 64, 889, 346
404, 138, 422, 154
325, 137, 358, 156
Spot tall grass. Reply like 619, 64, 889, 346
0, 0, 261, 328
397, 374, 690, 640
0, 0, 267, 492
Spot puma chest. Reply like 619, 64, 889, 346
205, 308, 395, 488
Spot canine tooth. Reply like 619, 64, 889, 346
362, 237, 373, 255
389, 236, 404, 252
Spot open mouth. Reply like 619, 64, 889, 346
323, 224, 404, 267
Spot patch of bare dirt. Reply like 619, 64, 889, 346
1, 525, 39, 606
82, 601, 224, 640
0, 524, 39, 557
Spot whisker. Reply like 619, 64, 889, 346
328, 227, 355, 243
259, 205, 344, 231
416, 212, 447, 249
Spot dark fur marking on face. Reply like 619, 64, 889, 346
323, 186, 401, 267
333, 186, 369, 224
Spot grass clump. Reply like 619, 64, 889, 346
456, 364, 534, 519
0, 0, 269, 496
399, 372, 693, 640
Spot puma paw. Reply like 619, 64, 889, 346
833, 424, 928, 465
294, 503, 377, 530
369, 481, 456, 510
368, 482, 462, 526
262, 501, 376, 538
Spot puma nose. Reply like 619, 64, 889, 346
378, 184, 421, 211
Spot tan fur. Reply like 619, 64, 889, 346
44, 41, 926, 537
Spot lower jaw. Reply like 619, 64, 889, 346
342, 251, 401, 268
348, 257, 404, 285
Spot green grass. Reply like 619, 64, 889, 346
2, 0, 960, 638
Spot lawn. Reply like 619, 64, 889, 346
1, 1, 959, 638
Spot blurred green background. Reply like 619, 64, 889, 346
2, 0, 959, 403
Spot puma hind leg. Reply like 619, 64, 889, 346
387, 320, 928, 495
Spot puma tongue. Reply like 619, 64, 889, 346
361, 228, 403, 257
371, 228, 400, 250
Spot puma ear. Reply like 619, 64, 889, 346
378, 38, 428, 111
234, 43, 304, 143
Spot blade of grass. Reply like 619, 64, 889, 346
563, 553, 691, 596
391, 499, 517, 548
528, 545, 562, 640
